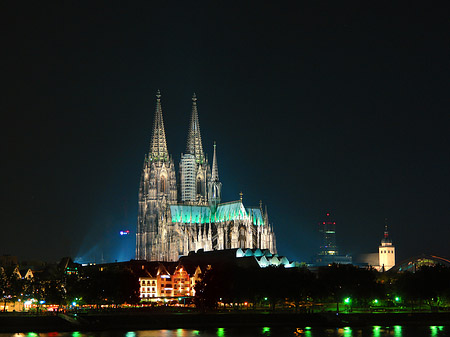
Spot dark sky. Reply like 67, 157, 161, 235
2, 2, 449, 264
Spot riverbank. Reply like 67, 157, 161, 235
1, 311, 450, 333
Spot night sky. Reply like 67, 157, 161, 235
3, 2, 449, 264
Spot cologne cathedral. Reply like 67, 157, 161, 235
136, 91, 277, 261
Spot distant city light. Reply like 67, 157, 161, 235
120, 230, 130, 236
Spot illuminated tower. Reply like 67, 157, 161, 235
378, 222, 395, 271
136, 91, 177, 261
318, 212, 338, 256
179, 93, 210, 205
208, 142, 222, 213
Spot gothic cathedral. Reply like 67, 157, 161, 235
136, 91, 277, 261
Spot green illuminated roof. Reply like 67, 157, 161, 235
170, 205, 211, 224
169, 201, 266, 226
246, 207, 264, 226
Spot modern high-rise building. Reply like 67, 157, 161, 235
378, 223, 395, 271
136, 91, 277, 261
318, 212, 338, 256
314, 212, 352, 265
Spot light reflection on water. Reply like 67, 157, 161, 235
1, 326, 449, 337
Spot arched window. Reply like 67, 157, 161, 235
160, 176, 166, 193
196, 177, 202, 195
238, 225, 246, 248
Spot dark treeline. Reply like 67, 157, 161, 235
194, 264, 450, 312
0, 265, 140, 309
2, 263, 450, 311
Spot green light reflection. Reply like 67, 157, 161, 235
217, 328, 225, 337
373, 326, 381, 337
394, 325, 402, 337
27, 334, 38, 337
262, 327, 270, 334
343, 326, 352, 337
126, 332, 136, 337
304, 332, 312, 337
430, 326, 438, 337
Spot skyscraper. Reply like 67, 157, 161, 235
318, 212, 338, 256
136, 92, 277, 261
314, 212, 352, 265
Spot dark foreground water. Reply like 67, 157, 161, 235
1, 326, 449, 337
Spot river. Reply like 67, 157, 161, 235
1, 326, 449, 337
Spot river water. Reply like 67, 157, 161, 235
1, 326, 449, 337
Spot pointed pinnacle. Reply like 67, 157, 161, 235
156, 89, 161, 99
192, 92, 197, 102
211, 141, 219, 182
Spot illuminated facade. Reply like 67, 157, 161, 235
136, 92, 277, 261
139, 263, 202, 300
378, 224, 395, 271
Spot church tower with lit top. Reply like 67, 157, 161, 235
136, 91, 277, 261
378, 221, 395, 271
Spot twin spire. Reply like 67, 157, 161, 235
186, 93, 205, 164
149, 90, 169, 161
149, 91, 216, 169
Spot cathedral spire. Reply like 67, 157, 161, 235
186, 93, 205, 163
211, 141, 219, 182
149, 90, 169, 161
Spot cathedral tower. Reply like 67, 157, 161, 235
179, 94, 210, 205
136, 91, 177, 261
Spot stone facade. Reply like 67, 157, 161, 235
136, 92, 277, 261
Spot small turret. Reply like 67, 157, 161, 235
208, 142, 222, 213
